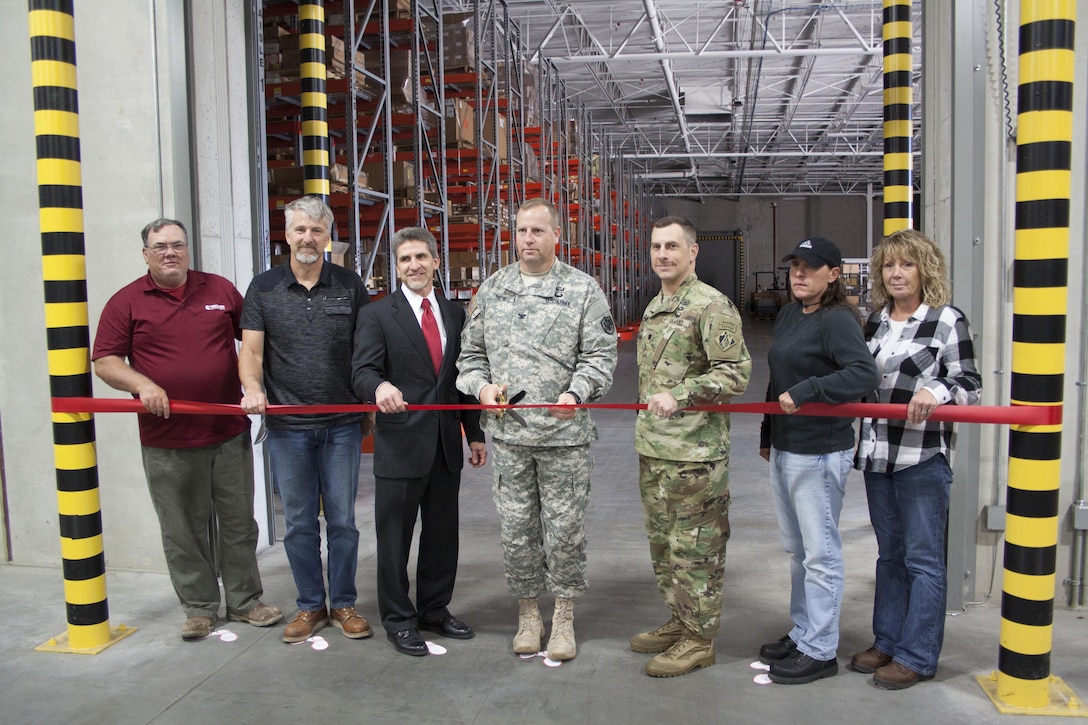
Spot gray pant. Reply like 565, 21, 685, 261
491, 440, 592, 599
141, 431, 263, 619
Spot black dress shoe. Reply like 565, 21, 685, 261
387, 628, 428, 656
768, 650, 838, 685
759, 634, 797, 664
418, 614, 475, 640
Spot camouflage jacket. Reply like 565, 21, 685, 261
634, 273, 751, 461
456, 260, 617, 446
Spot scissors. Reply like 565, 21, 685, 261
495, 388, 528, 427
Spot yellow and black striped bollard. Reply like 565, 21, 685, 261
978, 0, 1078, 713
299, 1, 330, 200
28, 0, 135, 654
882, 0, 912, 235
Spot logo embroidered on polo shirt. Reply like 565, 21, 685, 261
205, 304, 226, 311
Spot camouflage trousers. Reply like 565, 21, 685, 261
491, 440, 593, 599
638, 455, 730, 638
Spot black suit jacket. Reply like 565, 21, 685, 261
352, 289, 484, 478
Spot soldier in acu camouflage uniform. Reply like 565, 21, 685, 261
456, 198, 617, 662
632, 216, 751, 678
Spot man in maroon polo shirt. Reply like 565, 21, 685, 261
92, 218, 282, 641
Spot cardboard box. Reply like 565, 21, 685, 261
524, 145, 540, 181
327, 34, 346, 74
270, 165, 365, 195
329, 163, 367, 187
362, 49, 415, 103
444, 98, 474, 147
266, 33, 344, 73
361, 161, 415, 192
442, 12, 477, 71
482, 109, 508, 161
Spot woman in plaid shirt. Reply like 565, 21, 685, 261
850, 229, 982, 690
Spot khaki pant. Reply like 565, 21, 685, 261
141, 431, 264, 619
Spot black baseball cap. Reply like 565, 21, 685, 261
782, 236, 842, 269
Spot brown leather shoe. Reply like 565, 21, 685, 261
849, 646, 893, 673
873, 661, 934, 690
228, 602, 284, 627
330, 606, 373, 639
282, 609, 329, 643
181, 615, 214, 641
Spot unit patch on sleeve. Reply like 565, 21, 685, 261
708, 314, 741, 360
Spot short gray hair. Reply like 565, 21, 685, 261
141, 218, 187, 246
284, 196, 334, 232
392, 227, 439, 259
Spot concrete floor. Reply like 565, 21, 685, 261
1, 319, 1085, 724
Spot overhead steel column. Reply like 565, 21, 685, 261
27, 0, 134, 654
882, 0, 913, 234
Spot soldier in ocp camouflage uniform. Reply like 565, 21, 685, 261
456, 198, 617, 662
631, 216, 751, 678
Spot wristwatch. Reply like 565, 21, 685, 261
564, 390, 582, 404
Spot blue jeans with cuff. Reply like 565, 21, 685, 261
863, 453, 953, 677
268, 423, 362, 612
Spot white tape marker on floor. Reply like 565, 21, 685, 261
517, 651, 563, 667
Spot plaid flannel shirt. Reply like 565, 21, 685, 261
856, 303, 982, 473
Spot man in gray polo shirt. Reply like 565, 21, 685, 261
239, 196, 373, 644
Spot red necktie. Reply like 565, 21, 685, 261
421, 298, 443, 373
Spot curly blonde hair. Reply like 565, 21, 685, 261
869, 229, 951, 309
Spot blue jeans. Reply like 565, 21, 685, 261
769, 447, 852, 661
863, 454, 953, 677
268, 424, 362, 611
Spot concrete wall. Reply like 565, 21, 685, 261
0, 1, 263, 572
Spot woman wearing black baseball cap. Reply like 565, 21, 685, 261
757, 236, 880, 685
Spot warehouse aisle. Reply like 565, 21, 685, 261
1, 321, 1084, 724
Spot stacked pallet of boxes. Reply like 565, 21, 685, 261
264, 21, 345, 83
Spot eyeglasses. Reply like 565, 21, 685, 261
145, 241, 188, 256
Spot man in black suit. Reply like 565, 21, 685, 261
352, 227, 487, 656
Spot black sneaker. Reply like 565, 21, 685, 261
758, 634, 797, 664
768, 650, 838, 684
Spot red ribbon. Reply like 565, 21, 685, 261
50, 397, 1061, 426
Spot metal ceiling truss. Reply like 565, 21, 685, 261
505, 0, 922, 197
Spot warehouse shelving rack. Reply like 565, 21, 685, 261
256, 0, 657, 315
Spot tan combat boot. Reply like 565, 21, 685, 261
546, 597, 576, 661
644, 632, 716, 677
630, 615, 685, 653
512, 598, 544, 654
